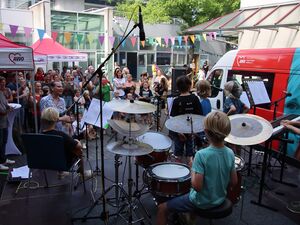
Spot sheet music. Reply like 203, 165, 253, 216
246, 81, 270, 105
240, 91, 251, 108
82, 98, 114, 128
11, 165, 29, 179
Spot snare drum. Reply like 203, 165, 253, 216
144, 162, 191, 198
136, 132, 172, 168
227, 156, 245, 204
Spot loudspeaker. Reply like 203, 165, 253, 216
171, 68, 187, 95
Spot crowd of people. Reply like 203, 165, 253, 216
2, 61, 299, 224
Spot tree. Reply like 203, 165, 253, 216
116, 0, 240, 27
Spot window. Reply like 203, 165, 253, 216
147, 53, 155, 65
227, 70, 275, 109
138, 54, 145, 66
157, 53, 171, 65
207, 69, 223, 97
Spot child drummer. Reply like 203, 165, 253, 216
156, 111, 238, 225
169, 75, 203, 163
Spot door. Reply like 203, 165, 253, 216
207, 68, 226, 110
127, 52, 138, 80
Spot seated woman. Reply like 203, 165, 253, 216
40, 107, 91, 179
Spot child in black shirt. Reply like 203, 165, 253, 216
170, 75, 203, 163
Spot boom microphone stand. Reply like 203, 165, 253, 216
71, 20, 143, 224
271, 93, 291, 120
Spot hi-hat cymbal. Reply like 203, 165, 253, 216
225, 114, 273, 146
108, 119, 149, 137
106, 99, 156, 114
107, 141, 153, 156
165, 114, 205, 133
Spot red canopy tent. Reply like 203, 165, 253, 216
0, 34, 34, 71
31, 36, 87, 64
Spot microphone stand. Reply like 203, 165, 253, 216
71, 22, 142, 224
271, 94, 290, 120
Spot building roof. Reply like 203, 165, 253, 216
184, 1, 300, 34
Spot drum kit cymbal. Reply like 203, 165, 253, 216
106, 98, 274, 155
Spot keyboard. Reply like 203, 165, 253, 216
272, 114, 300, 136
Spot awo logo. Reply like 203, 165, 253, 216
8, 53, 24, 64
237, 56, 255, 67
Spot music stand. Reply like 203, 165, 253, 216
81, 98, 114, 174
243, 78, 271, 114
242, 79, 271, 174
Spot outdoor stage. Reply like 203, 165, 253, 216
0, 125, 300, 225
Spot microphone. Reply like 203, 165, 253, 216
211, 85, 223, 92
283, 91, 292, 97
138, 6, 145, 41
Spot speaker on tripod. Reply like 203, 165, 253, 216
171, 67, 188, 95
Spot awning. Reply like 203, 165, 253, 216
31, 36, 88, 63
185, 2, 300, 34
0, 34, 34, 71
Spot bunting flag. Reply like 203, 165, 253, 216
170, 37, 175, 46
190, 35, 195, 43
141, 40, 145, 47
213, 32, 217, 40
87, 33, 94, 45
77, 33, 83, 44
177, 36, 182, 46
0, 23, 3, 30
37, 29, 45, 41
9, 25, 19, 37
23, 27, 32, 39
183, 35, 188, 43
130, 36, 137, 47
119, 36, 126, 48
202, 33, 207, 42
196, 35, 201, 41
164, 37, 169, 46
64, 32, 72, 44
156, 37, 161, 46
98, 35, 105, 45
109, 36, 115, 46
51, 31, 58, 42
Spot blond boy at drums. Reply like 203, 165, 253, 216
156, 111, 238, 225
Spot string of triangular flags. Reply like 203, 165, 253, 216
1, 23, 218, 48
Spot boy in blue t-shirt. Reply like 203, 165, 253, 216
156, 111, 238, 225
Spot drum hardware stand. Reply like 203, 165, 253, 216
71, 14, 146, 223
85, 123, 89, 159
133, 162, 150, 199
93, 127, 101, 175
250, 141, 278, 211
154, 96, 161, 131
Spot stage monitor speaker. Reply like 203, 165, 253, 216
171, 68, 187, 95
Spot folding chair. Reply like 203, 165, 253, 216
17, 133, 86, 194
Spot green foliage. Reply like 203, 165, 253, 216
116, 0, 240, 27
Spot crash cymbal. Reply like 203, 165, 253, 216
106, 99, 156, 114
108, 119, 149, 137
107, 140, 153, 156
225, 114, 273, 146
165, 114, 205, 133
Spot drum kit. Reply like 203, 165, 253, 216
86, 98, 274, 223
